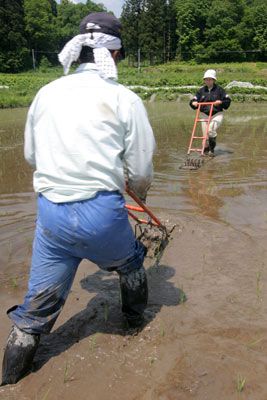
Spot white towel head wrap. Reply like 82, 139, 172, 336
58, 12, 123, 80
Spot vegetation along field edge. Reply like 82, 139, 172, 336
0, 62, 267, 109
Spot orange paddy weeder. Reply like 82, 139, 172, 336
125, 187, 175, 267
180, 102, 215, 170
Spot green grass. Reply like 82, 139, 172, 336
118, 61, 267, 87
0, 62, 266, 108
0, 69, 62, 108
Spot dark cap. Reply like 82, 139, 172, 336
79, 12, 122, 39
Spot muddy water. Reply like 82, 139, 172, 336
0, 103, 267, 400
0, 108, 35, 290
0, 102, 266, 303
148, 102, 267, 231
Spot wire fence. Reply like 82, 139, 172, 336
126, 49, 267, 67
31, 48, 267, 70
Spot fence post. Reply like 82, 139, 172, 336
32, 49, 36, 70
137, 48, 141, 73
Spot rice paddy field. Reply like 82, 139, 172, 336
0, 99, 267, 399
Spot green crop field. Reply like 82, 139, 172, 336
0, 62, 266, 108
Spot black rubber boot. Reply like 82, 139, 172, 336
1, 326, 40, 385
208, 137, 216, 156
204, 145, 209, 155
119, 266, 148, 328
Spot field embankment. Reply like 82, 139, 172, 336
0, 62, 267, 108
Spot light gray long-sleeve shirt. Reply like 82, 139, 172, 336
24, 63, 156, 203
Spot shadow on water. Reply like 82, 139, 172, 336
33, 264, 185, 372
213, 148, 234, 156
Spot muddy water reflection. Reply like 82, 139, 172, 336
0, 108, 36, 287
147, 102, 267, 234
0, 103, 266, 284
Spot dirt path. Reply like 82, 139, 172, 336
1, 212, 266, 400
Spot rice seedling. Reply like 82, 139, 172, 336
178, 286, 187, 304
10, 276, 18, 288
88, 334, 98, 351
63, 361, 74, 383
7, 241, 12, 262
39, 388, 51, 400
149, 356, 157, 365
236, 374, 246, 393
160, 324, 165, 337
25, 236, 33, 254
256, 271, 262, 301
0, 211, 8, 217
63, 362, 69, 383
246, 337, 264, 349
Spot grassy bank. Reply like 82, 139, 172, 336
0, 62, 267, 108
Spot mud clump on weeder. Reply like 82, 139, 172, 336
135, 221, 176, 267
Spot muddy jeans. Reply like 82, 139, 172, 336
7, 191, 146, 334
201, 111, 223, 140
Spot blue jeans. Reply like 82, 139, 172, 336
8, 191, 146, 334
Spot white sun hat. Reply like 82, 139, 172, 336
203, 69, 217, 80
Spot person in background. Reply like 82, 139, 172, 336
1, 12, 156, 385
189, 69, 231, 156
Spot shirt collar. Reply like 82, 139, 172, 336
205, 83, 217, 91
75, 63, 99, 73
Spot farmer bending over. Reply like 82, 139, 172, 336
2, 12, 156, 385
189, 69, 231, 156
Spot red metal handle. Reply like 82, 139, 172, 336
125, 187, 163, 227
196, 102, 216, 106
127, 210, 158, 226
126, 204, 144, 212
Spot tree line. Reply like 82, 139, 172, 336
0, 0, 266, 73
0, 0, 105, 73
121, 0, 266, 64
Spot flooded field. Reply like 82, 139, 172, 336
0, 102, 267, 400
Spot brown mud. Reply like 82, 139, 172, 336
0, 103, 267, 399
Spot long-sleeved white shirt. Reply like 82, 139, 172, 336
24, 63, 156, 203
